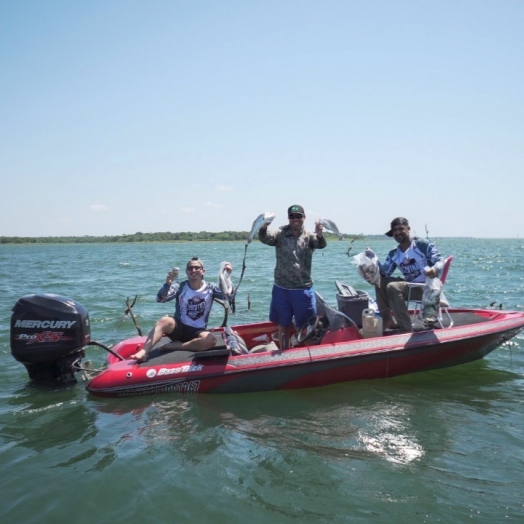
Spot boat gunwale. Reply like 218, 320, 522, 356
102, 308, 524, 372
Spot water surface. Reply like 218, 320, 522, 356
1, 239, 523, 523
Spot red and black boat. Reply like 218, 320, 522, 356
10, 292, 524, 398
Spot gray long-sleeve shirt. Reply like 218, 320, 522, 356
259, 225, 327, 289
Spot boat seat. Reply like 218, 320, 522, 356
249, 341, 279, 354
193, 347, 231, 359
180, 332, 232, 359
406, 256, 454, 329
191, 330, 247, 359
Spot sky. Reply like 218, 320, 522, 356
1, 0, 523, 239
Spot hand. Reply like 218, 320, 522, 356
315, 222, 324, 238
166, 268, 178, 285
424, 267, 437, 278
223, 262, 233, 273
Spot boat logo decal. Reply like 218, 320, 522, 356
157, 364, 204, 376
146, 364, 204, 379
14, 332, 73, 345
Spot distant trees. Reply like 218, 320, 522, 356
0, 231, 250, 244
0, 231, 361, 244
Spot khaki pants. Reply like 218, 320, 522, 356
375, 277, 424, 331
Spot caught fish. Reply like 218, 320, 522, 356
316, 217, 343, 240
353, 251, 381, 287
247, 212, 275, 244
218, 261, 234, 297
218, 261, 236, 314
421, 276, 442, 320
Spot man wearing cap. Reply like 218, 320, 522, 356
367, 217, 444, 333
258, 205, 326, 349
131, 257, 232, 362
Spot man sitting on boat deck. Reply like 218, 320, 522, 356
130, 257, 233, 362
258, 204, 326, 349
367, 217, 445, 334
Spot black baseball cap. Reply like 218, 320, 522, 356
288, 205, 305, 216
385, 217, 409, 237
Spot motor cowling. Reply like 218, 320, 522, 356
10, 294, 91, 383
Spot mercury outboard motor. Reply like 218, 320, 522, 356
11, 294, 90, 383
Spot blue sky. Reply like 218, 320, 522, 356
1, 0, 523, 238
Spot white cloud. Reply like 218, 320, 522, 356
216, 185, 235, 192
205, 202, 223, 208
180, 207, 195, 213
89, 204, 108, 212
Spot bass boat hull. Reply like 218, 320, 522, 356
86, 308, 524, 397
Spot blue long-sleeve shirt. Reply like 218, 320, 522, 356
379, 237, 444, 283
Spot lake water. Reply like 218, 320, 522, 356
1, 238, 524, 523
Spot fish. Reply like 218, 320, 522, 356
421, 276, 443, 320
353, 251, 381, 287
218, 261, 234, 297
247, 212, 275, 244
316, 217, 343, 240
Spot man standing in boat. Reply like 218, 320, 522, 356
368, 217, 444, 334
130, 258, 232, 362
258, 204, 326, 349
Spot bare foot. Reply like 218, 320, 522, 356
130, 349, 146, 362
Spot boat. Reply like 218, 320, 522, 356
9, 291, 524, 398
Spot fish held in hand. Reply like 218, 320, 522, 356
421, 276, 442, 320
353, 251, 381, 287
218, 261, 234, 297
317, 217, 343, 240
247, 212, 275, 244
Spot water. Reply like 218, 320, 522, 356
1, 239, 524, 523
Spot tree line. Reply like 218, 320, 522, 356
1, 231, 363, 244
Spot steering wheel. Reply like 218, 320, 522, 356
297, 315, 321, 344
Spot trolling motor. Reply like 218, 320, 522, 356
10, 294, 91, 383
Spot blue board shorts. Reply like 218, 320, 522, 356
269, 285, 317, 329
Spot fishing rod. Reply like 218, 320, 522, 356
124, 296, 142, 336
213, 298, 229, 327
345, 235, 364, 257
232, 212, 275, 311
233, 243, 248, 300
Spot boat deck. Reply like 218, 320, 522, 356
138, 310, 493, 368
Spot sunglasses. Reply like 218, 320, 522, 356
288, 214, 304, 219
187, 266, 203, 271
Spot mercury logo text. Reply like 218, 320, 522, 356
14, 320, 77, 329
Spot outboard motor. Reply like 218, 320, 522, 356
10, 294, 90, 383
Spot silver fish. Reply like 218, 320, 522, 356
247, 212, 275, 244
218, 261, 233, 297
317, 217, 343, 240
353, 251, 381, 287
421, 277, 442, 319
